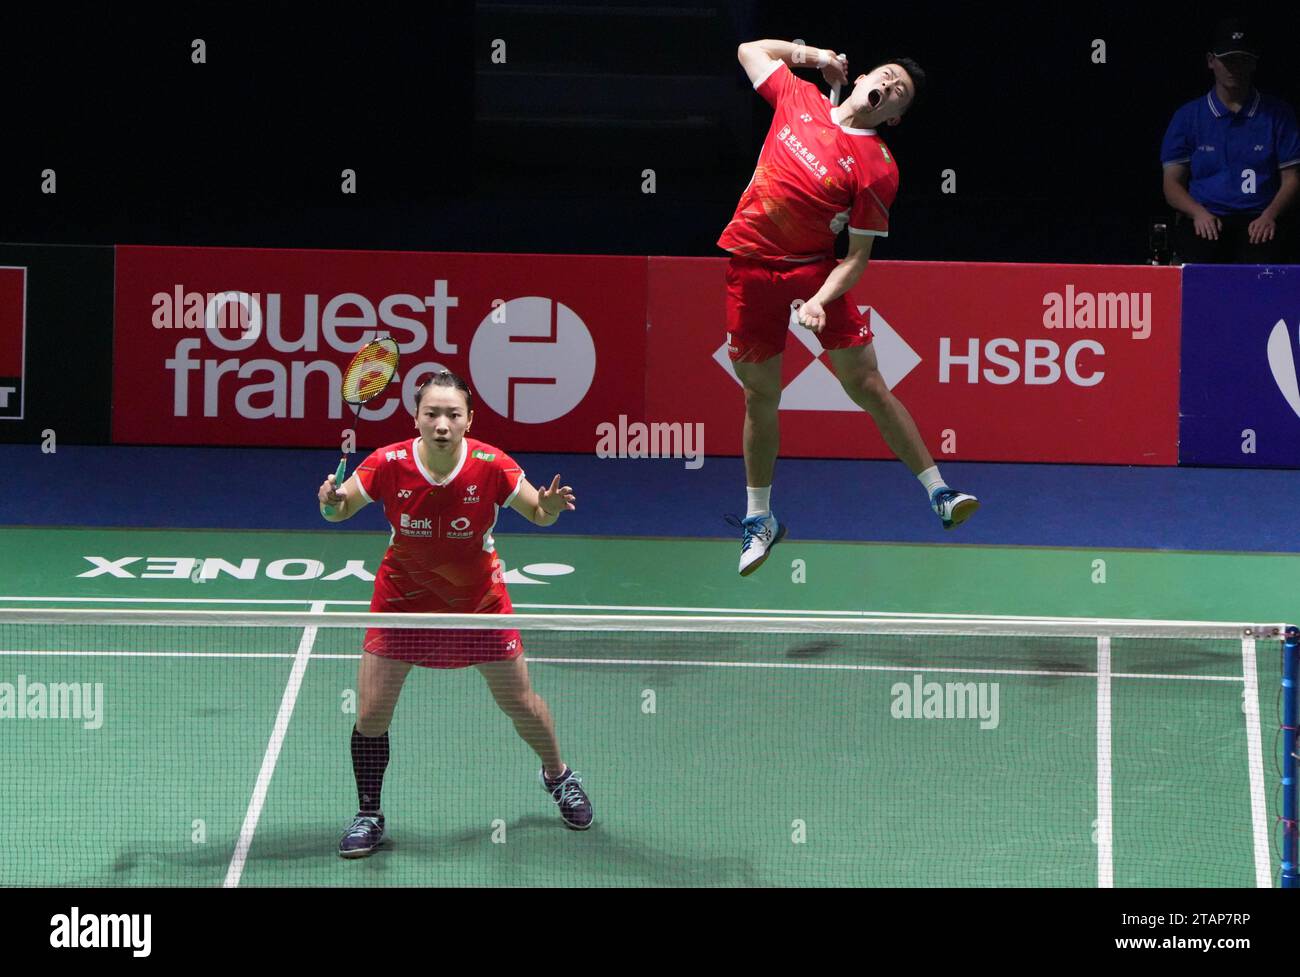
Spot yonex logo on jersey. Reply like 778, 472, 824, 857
1254, 144, 1265, 152
800, 112, 813, 122
397, 489, 413, 499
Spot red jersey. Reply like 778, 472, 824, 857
717, 61, 900, 264
354, 436, 525, 612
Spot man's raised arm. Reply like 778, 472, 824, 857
737, 39, 846, 88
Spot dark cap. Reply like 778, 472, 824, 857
1211, 18, 1261, 58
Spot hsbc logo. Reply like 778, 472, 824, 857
940, 338, 1104, 386
1267, 319, 1300, 419
468, 296, 596, 423
713, 305, 919, 411
0, 267, 28, 420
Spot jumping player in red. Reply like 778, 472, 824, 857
317, 370, 592, 857
721, 39, 979, 575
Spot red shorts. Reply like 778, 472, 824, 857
724, 256, 872, 363
363, 589, 523, 670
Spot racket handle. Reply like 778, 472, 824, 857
322, 458, 348, 517
830, 54, 846, 106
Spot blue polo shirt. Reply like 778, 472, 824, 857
1160, 88, 1300, 215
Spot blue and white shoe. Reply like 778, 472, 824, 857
338, 813, 386, 858
727, 512, 786, 576
540, 766, 594, 831
931, 488, 979, 530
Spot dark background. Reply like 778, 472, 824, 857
2, 0, 1298, 263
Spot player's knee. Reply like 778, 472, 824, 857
355, 710, 392, 737
742, 381, 782, 410
841, 369, 888, 412
488, 683, 530, 716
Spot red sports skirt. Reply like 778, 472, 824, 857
363, 587, 523, 670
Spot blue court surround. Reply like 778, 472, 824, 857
1, 444, 1296, 553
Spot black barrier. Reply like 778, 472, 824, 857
0, 244, 115, 446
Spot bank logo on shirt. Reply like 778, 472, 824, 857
398, 513, 433, 537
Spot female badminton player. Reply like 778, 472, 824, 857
316, 370, 592, 857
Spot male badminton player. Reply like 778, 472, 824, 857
317, 370, 592, 857
720, 40, 979, 575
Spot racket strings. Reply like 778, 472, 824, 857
341, 339, 400, 405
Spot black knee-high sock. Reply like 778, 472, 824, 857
351, 726, 390, 816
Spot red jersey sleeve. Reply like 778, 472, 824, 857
353, 448, 387, 505
849, 165, 899, 238
492, 450, 525, 507
753, 60, 802, 109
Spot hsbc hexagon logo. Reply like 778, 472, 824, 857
712, 305, 919, 410
469, 296, 596, 423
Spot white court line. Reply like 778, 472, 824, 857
0, 649, 1247, 684
1113, 672, 1243, 683
0, 596, 317, 605
1096, 636, 1114, 889
527, 657, 1094, 678
1240, 637, 1273, 888
510, 601, 1111, 619
0, 650, 296, 659
222, 600, 323, 889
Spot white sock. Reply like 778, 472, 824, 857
746, 485, 771, 518
917, 466, 947, 499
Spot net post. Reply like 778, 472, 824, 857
1282, 625, 1299, 889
